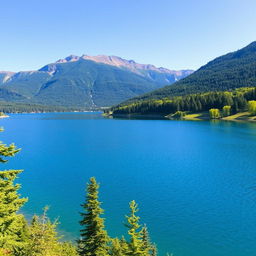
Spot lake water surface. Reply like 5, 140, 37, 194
1, 112, 256, 256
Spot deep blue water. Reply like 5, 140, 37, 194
1, 112, 256, 256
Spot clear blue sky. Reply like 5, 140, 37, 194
1, 0, 256, 71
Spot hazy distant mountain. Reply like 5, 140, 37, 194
0, 55, 193, 108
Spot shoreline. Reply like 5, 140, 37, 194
105, 113, 167, 120
106, 112, 256, 123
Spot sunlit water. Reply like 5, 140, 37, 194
1, 112, 256, 256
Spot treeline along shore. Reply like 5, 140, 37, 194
105, 87, 256, 122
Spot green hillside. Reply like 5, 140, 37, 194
35, 59, 159, 107
1, 71, 51, 98
125, 41, 256, 103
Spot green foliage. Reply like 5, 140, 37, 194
0, 129, 28, 254
60, 242, 79, 256
108, 87, 256, 116
141, 225, 157, 256
209, 109, 221, 119
0, 101, 82, 113
78, 177, 109, 256
26, 207, 60, 255
248, 100, 256, 115
222, 105, 231, 117
0, 144, 20, 163
25, 207, 78, 256
109, 238, 126, 256
171, 111, 185, 119
124, 200, 147, 256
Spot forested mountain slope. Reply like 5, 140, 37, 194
124, 41, 256, 103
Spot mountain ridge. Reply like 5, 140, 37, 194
0, 55, 193, 108
39, 54, 193, 79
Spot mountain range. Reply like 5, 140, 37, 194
0, 55, 193, 108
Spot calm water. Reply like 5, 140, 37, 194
1, 112, 256, 256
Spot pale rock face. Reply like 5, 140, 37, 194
81, 55, 184, 74
56, 55, 80, 63
54, 54, 193, 77
0, 55, 193, 80
0, 71, 15, 83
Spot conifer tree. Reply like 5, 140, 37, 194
0, 129, 28, 253
141, 225, 157, 256
151, 245, 157, 256
109, 238, 126, 256
78, 177, 109, 256
141, 225, 150, 252
26, 207, 60, 255
60, 242, 79, 256
124, 200, 147, 256
26, 207, 78, 256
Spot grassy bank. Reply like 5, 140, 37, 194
182, 111, 256, 122
106, 111, 256, 123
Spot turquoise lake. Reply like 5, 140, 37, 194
1, 112, 256, 256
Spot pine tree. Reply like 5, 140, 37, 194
78, 177, 109, 256
141, 225, 150, 252
125, 201, 147, 256
26, 207, 60, 255
141, 225, 157, 256
26, 207, 78, 256
0, 128, 28, 253
60, 242, 79, 256
109, 238, 126, 256
151, 245, 157, 256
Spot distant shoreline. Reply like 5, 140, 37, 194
2, 110, 101, 115
0, 115, 9, 119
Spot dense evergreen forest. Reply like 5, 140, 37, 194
0, 129, 163, 256
0, 101, 85, 113
107, 87, 256, 118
